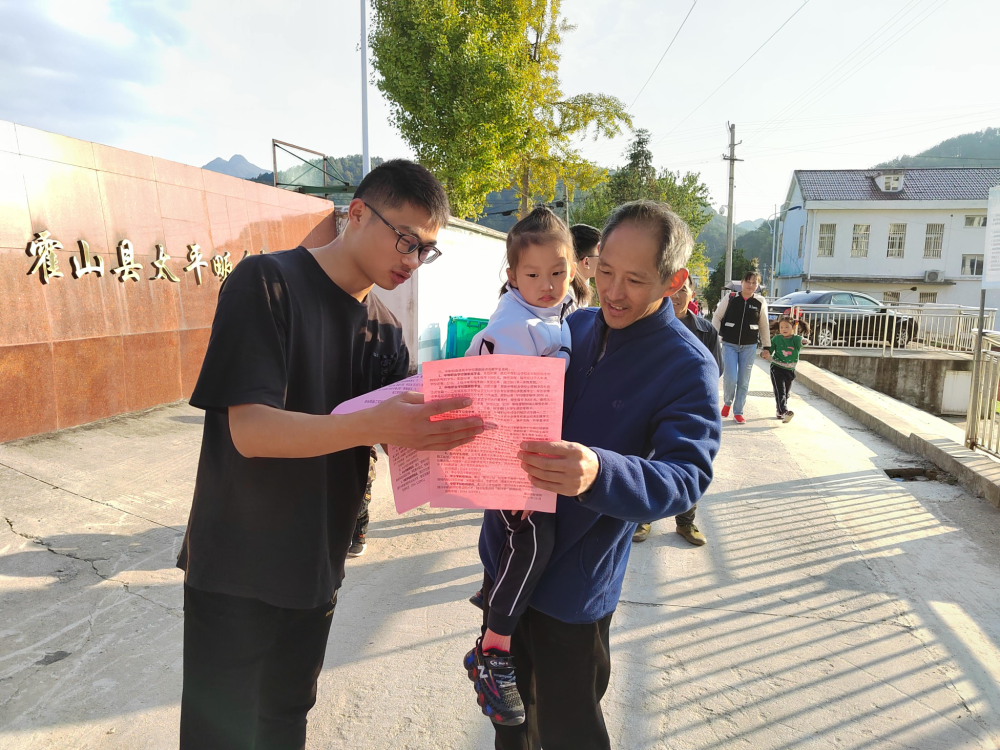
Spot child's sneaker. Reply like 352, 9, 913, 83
721, 404, 731, 418
463, 638, 525, 726
733, 414, 746, 424
783, 411, 795, 423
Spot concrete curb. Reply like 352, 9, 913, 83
795, 361, 1000, 509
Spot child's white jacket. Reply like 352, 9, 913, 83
465, 286, 573, 368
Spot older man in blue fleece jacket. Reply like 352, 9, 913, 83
478, 200, 722, 750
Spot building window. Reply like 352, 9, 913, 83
883, 291, 901, 304
962, 254, 984, 275
887, 223, 906, 258
817, 224, 836, 257
798, 225, 804, 258
883, 175, 901, 191
919, 292, 938, 304
965, 215, 988, 227
851, 224, 870, 257
923, 223, 944, 258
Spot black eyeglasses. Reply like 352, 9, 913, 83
364, 202, 442, 264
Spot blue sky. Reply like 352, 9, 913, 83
2, 0, 998, 221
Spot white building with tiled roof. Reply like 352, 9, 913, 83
774, 168, 1000, 305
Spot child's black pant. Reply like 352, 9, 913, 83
487, 509, 556, 636
770, 364, 796, 415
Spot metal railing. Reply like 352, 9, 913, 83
965, 330, 1000, 457
770, 303, 996, 356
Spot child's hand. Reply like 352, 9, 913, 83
761, 350, 771, 360
519, 510, 534, 520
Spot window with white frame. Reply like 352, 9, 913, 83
965, 215, 987, 227
887, 223, 906, 258
851, 224, 870, 257
817, 224, 836, 257
962, 254, 984, 275
882, 175, 901, 191
919, 292, 938, 304
883, 291, 901, 303
923, 224, 944, 258
798, 225, 804, 258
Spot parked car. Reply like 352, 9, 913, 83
769, 291, 918, 348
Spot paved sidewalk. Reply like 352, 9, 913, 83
1, 361, 998, 749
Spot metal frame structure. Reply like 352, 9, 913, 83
270, 139, 357, 197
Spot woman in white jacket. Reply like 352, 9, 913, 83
461, 207, 576, 728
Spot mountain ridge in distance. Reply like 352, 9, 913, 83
202, 154, 267, 180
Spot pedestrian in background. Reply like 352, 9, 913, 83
766, 314, 811, 423
712, 271, 770, 424
633, 273, 720, 547
570, 223, 601, 308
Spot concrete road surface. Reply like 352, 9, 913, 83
1, 361, 999, 749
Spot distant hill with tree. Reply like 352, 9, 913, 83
876, 127, 1000, 168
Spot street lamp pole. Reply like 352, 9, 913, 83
360, 0, 370, 178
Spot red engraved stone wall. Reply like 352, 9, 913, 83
0, 121, 338, 442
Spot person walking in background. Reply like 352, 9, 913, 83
712, 271, 770, 424
569, 223, 601, 308
633, 274, 721, 547
347, 448, 378, 557
767, 314, 811, 423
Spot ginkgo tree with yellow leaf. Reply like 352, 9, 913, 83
369, 0, 631, 219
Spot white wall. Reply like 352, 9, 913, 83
415, 218, 508, 365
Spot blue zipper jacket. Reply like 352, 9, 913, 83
478, 301, 722, 624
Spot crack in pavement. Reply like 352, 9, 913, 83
3, 517, 181, 618
0, 460, 178, 531
617, 598, 914, 629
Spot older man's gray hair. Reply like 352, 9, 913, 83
601, 200, 694, 281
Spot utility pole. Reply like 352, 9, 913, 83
564, 180, 571, 225
360, 0, 370, 178
722, 123, 743, 285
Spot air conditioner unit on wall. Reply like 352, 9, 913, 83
924, 270, 943, 283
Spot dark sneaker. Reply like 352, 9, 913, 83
463, 638, 525, 726
347, 534, 366, 557
676, 524, 707, 546
469, 589, 485, 610
632, 523, 652, 543
783, 411, 795, 423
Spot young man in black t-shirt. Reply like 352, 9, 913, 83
176, 160, 484, 750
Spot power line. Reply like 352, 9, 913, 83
627, 0, 698, 112
745, 0, 952, 148
652, 0, 811, 147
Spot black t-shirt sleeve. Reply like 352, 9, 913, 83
190, 259, 288, 412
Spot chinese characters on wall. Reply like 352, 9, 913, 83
25, 230, 249, 286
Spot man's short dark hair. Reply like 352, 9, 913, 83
570, 224, 601, 261
601, 200, 693, 282
354, 159, 450, 228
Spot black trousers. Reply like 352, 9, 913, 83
180, 585, 336, 750
770, 364, 796, 415
482, 574, 613, 750
487, 509, 556, 636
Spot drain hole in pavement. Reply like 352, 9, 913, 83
883, 467, 938, 482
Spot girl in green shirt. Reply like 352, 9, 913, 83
765, 315, 811, 423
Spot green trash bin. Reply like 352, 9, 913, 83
445, 316, 489, 358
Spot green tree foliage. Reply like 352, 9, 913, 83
707, 248, 759, 311
733, 221, 775, 269
369, 0, 534, 218
513, 1, 631, 216
575, 130, 714, 284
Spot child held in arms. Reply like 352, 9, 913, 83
461, 207, 576, 727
